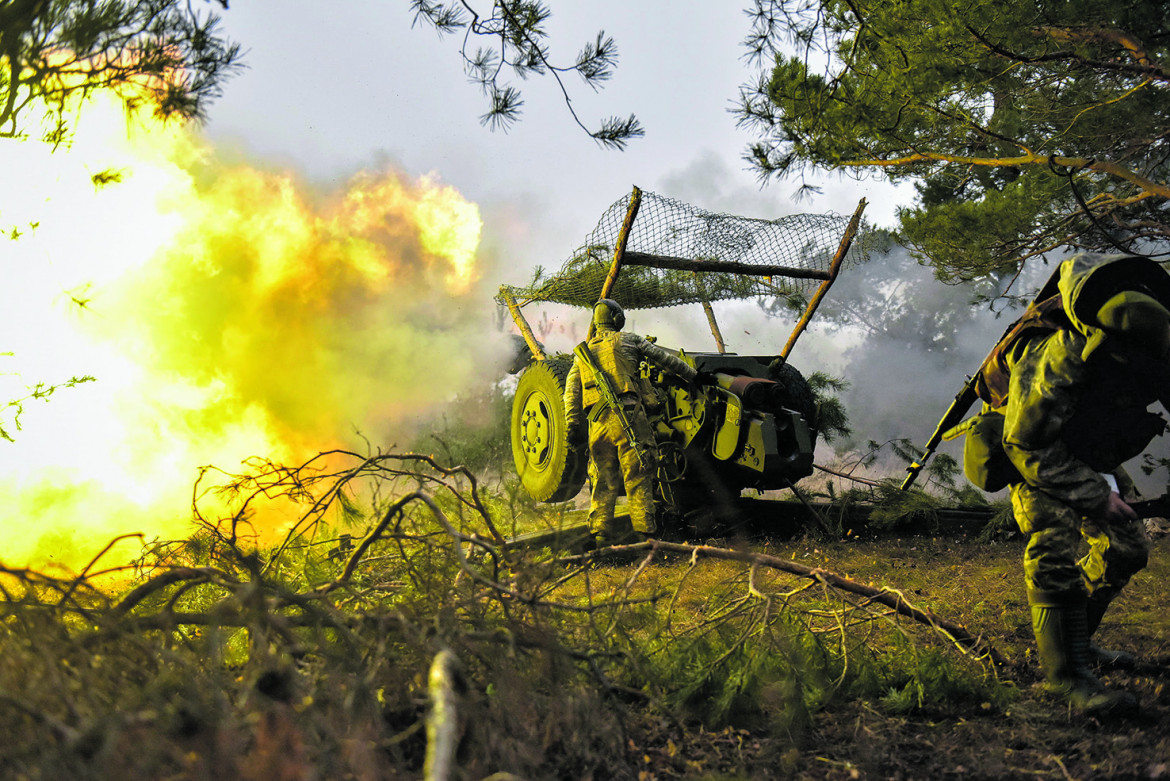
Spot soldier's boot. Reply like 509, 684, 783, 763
1084, 590, 1137, 670
1030, 590, 1138, 716
595, 514, 645, 547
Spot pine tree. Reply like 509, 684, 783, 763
0, 0, 242, 145
736, 0, 1170, 281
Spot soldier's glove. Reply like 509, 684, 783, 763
694, 371, 719, 387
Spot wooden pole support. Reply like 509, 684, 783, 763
499, 286, 547, 362
781, 198, 868, 360
624, 252, 832, 281
693, 272, 726, 353
590, 185, 643, 338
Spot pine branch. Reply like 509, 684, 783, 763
568, 539, 1007, 667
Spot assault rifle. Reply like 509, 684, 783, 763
901, 268, 1064, 492
573, 341, 648, 470
899, 381, 982, 491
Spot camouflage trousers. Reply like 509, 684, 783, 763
586, 400, 658, 534
1010, 481, 1150, 598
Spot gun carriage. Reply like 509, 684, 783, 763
499, 187, 870, 533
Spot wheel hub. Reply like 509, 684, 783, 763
519, 393, 553, 469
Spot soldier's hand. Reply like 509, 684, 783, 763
1103, 491, 1138, 522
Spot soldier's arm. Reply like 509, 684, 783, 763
1002, 330, 1112, 515
629, 334, 698, 382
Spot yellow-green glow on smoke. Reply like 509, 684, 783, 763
0, 93, 500, 570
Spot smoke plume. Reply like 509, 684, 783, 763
0, 94, 508, 569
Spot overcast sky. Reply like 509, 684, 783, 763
199, 1, 944, 450
204, 2, 910, 281
0, 4, 1028, 567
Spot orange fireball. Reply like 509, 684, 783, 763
0, 90, 500, 570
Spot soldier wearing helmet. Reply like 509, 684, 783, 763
564, 299, 709, 544
998, 253, 1170, 715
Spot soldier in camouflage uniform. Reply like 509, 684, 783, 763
564, 299, 710, 544
1002, 253, 1170, 714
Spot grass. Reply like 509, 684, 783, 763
0, 451, 1166, 780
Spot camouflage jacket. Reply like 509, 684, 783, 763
1003, 254, 1170, 514
564, 327, 696, 428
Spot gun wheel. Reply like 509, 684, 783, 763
511, 357, 588, 502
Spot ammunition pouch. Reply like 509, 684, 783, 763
958, 411, 1022, 492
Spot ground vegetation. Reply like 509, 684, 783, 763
2, 449, 1167, 779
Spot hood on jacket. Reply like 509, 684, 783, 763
1055, 253, 1170, 360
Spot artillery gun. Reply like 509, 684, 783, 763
500, 188, 869, 533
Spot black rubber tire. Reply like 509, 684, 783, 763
769, 360, 818, 427
511, 357, 588, 502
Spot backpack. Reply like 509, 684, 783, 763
957, 295, 1070, 491
972, 294, 1071, 409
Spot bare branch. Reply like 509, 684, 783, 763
568, 539, 1007, 666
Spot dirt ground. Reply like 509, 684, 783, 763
629, 527, 1170, 780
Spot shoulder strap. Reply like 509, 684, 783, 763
974, 295, 1070, 408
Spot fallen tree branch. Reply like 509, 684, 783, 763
425, 650, 461, 781
568, 540, 1007, 667
814, 462, 883, 488
111, 566, 229, 617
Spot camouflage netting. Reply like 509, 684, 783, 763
498, 188, 875, 311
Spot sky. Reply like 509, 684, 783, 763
204, 2, 910, 282
197, 0, 935, 403
195, 1, 1036, 489
0, 3, 1026, 568
4, 2, 1163, 572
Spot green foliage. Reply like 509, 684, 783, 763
0, 449, 1018, 777
1141, 452, 1170, 485
899, 167, 1072, 282
875, 636, 1010, 715
974, 498, 1020, 542
409, 381, 514, 474
738, 0, 1170, 280
819, 439, 997, 534
0, 374, 95, 442
807, 370, 851, 442
653, 576, 1004, 733
411, 0, 643, 149
0, 0, 243, 144
865, 481, 950, 531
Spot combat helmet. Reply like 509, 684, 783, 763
592, 299, 626, 331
